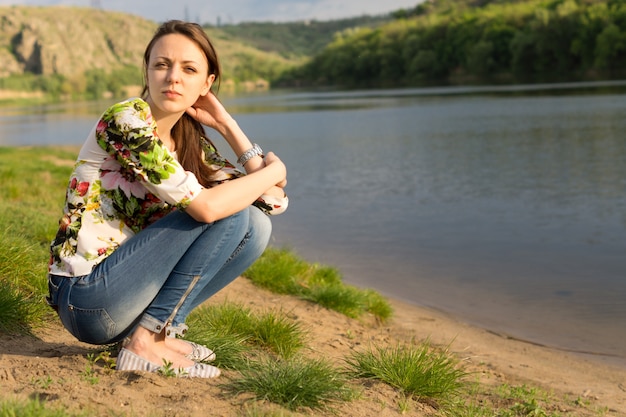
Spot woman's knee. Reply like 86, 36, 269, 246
228, 207, 271, 263
248, 206, 272, 248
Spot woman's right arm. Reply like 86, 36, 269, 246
185, 152, 286, 223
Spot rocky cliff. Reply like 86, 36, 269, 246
0, 6, 156, 77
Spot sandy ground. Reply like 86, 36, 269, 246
1, 277, 624, 417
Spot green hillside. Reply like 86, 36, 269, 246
278, 0, 626, 88
0, 6, 305, 102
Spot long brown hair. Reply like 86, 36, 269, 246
142, 20, 221, 187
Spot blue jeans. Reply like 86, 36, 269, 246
47, 206, 271, 345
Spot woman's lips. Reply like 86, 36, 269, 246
163, 90, 181, 98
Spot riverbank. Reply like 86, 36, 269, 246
1, 277, 624, 416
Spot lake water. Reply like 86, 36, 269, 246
2, 82, 625, 366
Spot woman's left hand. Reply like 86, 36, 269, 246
187, 92, 287, 192
186, 92, 233, 133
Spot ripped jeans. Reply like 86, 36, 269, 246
47, 206, 271, 345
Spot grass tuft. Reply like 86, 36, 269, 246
187, 331, 251, 370
363, 289, 393, 322
188, 302, 255, 336
252, 310, 306, 359
344, 340, 466, 403
223, 356, 356, 412
304, 284, 365, 318
246, 247, 393, 322
243, 247, 309, 295
185, 302, 307, 362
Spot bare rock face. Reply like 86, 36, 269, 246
11, 24, 44, 73
0, 6, 156, 77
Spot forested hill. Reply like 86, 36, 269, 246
215, 15, 391, 58
278, 0, 626, 88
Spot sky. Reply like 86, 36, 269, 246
0, 0, 422, 24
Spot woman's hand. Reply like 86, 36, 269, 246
264, 152, 287, 186
264, 152, 287, 189
185, 92, 232, 133
188, 92, 287, 190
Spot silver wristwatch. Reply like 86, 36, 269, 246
237, 143, 264, 166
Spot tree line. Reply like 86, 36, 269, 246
215, 15, 390, 59
275, 0, 626, 88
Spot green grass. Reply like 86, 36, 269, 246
445, 383, 576, 417
0, 397, 93, 417
242, 247, 309, 294
223, 356, 356, 412
246, 247, 393, 322
0, 277, 35, 334
185, 302, 307, 364
185, 303, 356, 413
0, 147, 76, 332
344, 340, 466, 404
252, 310, 306, 359
0, 234, 47, 334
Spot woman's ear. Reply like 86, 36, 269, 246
201, 74, 216, 96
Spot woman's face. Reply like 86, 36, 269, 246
145, 33, 214, 119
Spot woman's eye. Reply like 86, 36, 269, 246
154, 62, 168, 69
185, 67, 197, 73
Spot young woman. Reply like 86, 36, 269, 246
46, 20, 288, 378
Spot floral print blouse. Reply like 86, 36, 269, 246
49, 98, 288, 277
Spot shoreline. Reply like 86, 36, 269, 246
390, 295, 626, 368
386, 291, 626, 371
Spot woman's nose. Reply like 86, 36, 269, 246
167, 66, 181, 83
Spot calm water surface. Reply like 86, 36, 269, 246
2, 83, 625, 366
